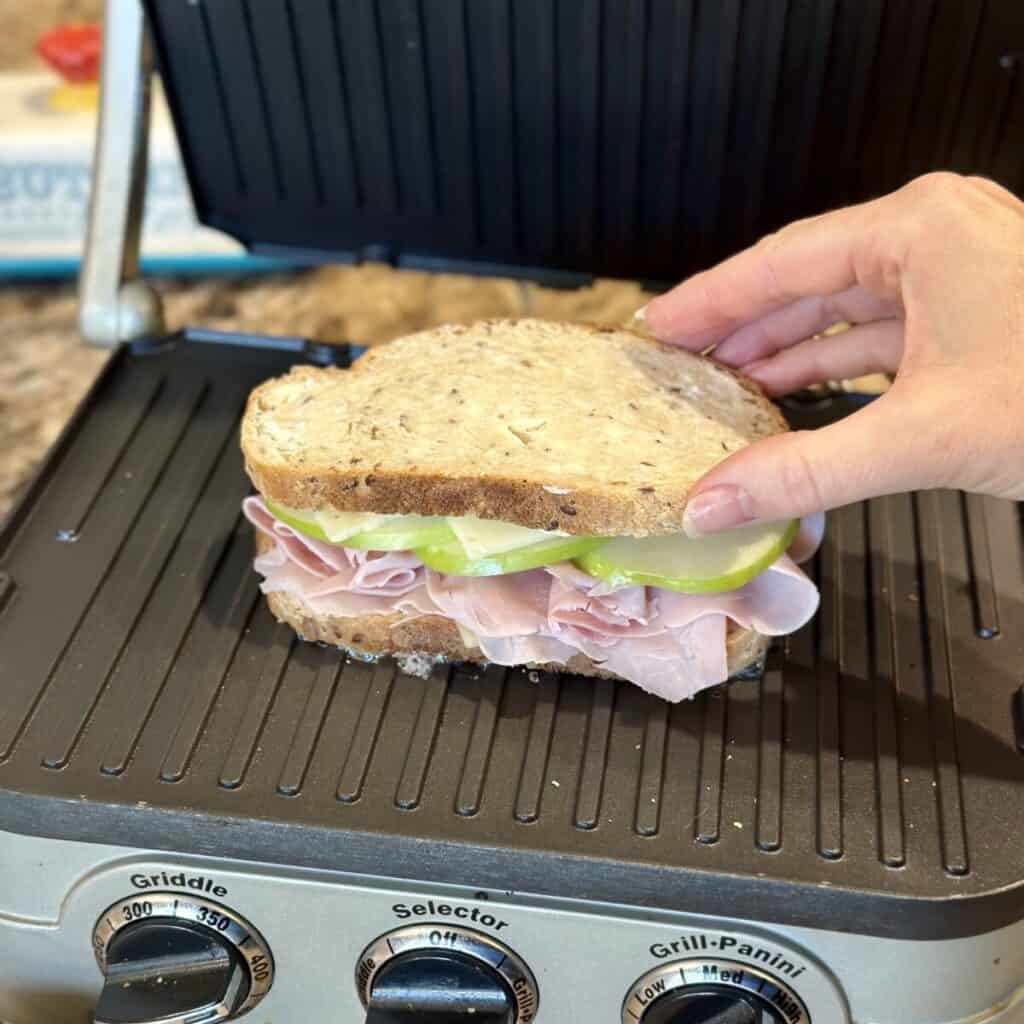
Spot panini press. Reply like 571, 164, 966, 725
1, 1, 1023, 1021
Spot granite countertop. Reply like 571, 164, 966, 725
0, 266, 650, 519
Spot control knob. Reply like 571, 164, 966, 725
357, 925, 538, 1023
91, 893, 273, 1024
624, 960, 810, 1024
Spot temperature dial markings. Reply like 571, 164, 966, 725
91, 891, 275, 1017
624, 959, 810, 1024
357, 924, 538, 1024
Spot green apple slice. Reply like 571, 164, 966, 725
573, 519, 799, 594
268, 500, 455, 551
344, 517, 456, 551
266, 501, 332, 542
415, 534, 608, 576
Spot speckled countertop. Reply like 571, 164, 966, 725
0, 266, 650, 519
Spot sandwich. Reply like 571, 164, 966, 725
240, 318, 822, 702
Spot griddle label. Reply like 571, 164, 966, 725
130, 871, 228, 898
649, 933, 806, 980
392, 900, 509, 931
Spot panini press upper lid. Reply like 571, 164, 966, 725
145, 0, 1024, 286
1, 0, 1023, 944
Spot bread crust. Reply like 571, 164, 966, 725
242, 318, 788, 537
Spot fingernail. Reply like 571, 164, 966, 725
633, 304, 648, 323
683, 485, 757, 537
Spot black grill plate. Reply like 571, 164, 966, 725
1, 333, 1022, 941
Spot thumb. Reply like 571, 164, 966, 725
682, 391, 947, 535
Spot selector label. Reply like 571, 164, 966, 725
129, 871, 228, 897
392, 900, 509, 931
649, 933, 807, 981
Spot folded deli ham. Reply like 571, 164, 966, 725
242, 497, 821, 702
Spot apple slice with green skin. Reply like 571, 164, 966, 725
344, 517, 456, 551
573, 519, 800, 594
415, 534, 608, 576
267, 500, 456, 551
266, 501, 332, 542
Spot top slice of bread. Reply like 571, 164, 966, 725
242, 318, 787, 536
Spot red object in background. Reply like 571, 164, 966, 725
36, 23, 102, 84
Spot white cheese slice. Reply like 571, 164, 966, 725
314, 509, 392, 543
447, 516, 568, 558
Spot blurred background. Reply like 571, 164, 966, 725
0, 4, 891, 524
0, 3, 651, 520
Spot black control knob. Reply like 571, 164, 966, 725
94, 920, 248, 1024
623, 960, 809, 1024
365, 950, 516, 1023
642, 988, 761, 1024
357, 926, 538, 1023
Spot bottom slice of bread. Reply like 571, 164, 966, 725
263, 589, 768, 685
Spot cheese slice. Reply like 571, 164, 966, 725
447, 516, 568, 559
314, 509, 393, 543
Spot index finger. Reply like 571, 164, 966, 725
642, 194, 898, 343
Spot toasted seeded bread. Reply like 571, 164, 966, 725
263, 590, 767, 683
242, 318, 786, 536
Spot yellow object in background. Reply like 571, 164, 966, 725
46, 80, 98, 113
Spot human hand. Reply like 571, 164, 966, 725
640, 172, 1024, 535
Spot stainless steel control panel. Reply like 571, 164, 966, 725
0, 832, 1022, 1023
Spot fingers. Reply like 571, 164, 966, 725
682, 391, 946, 534
743, 320, 904, 396
642, 204, 880, 340
641, 193, 904, 343
712, 286, 901, 367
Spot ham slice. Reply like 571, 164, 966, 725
243, 496, 424, 596
426, 571, 553, 637
789, 511, 826, 565
242, 496, 822, 702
